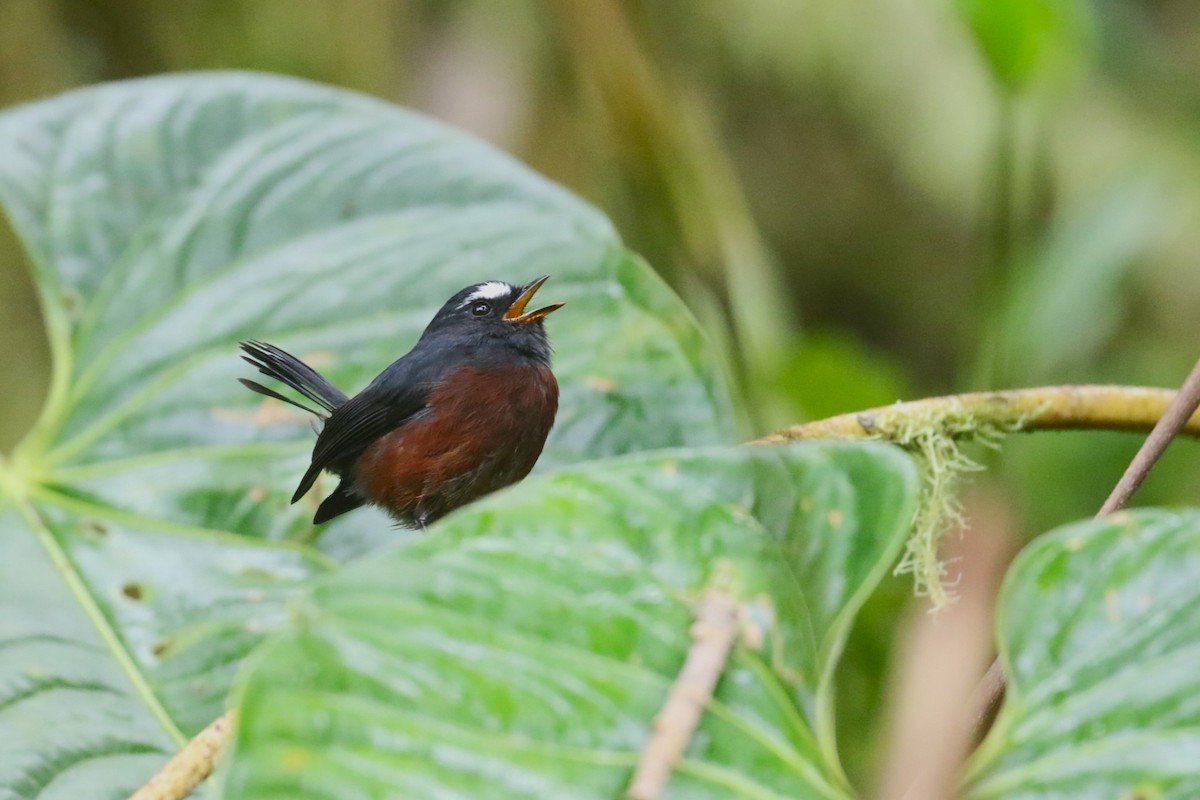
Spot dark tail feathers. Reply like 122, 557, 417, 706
238, 340, 348, 416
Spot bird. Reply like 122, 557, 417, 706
237, 275, 563, 528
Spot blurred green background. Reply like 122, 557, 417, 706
3, 0, 1200, 790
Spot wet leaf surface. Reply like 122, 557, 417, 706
224, 442, 918, 800
966, 509, 1200, 799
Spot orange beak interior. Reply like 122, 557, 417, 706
503, 275, 565, 323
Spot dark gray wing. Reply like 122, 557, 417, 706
290, 347, 448, 503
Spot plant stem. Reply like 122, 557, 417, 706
128, 711, 234, 800
977, 94, 1017, 390
625, 588, 739, 800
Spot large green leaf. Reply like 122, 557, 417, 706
223, 441, 918, 799
0, 73, 736, 799
965, 509, 1200, 799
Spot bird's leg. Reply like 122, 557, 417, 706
416, 511, 430, 531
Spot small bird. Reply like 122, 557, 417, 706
238, 276, 563, 528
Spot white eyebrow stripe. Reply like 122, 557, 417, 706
463, 281, 512, 304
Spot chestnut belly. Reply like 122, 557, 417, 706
352, 364, 558, 526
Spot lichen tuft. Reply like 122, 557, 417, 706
870, 398, 1019, 610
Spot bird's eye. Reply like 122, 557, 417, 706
471, 301, 491, 317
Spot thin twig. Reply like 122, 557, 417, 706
969, 660, 1007, 737
625, 589, 739, 800
129, 710, 235, 800
971, 361, 1200, 737
1097, 362, 1200, 515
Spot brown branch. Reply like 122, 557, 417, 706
129, 710, 234, 800
970, 363, 1200, 740
969, 660, 1007, 738
759, 385, 1200, 443
625, 589, 739, 800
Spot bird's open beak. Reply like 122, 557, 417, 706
503, 275, 565, 323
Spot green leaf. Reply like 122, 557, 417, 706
0, 497, 325, 799
224, 441, 919, 800
955, 0, 1093, 92
0, 72, 736, 799
965, 509, 1200, 799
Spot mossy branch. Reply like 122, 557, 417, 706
759, 385, 1200, 443
758, 385, 1200, 608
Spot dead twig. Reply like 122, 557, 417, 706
625, 589, 739, 800
129, 710, 234, 800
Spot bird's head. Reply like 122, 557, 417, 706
421, 275, 564, 363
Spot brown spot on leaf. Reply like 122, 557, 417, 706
281, 747, 312, 771
828, 509, 844, 528
584, 375, 618, 392
121, 583, 145, 601
739, 595, 774, 651
81, 520, 109, 537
